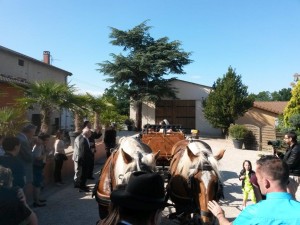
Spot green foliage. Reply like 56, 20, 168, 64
249, 91, 271, 101
288, 114, 300, 130
250, 88, 292, 101
84, 93, 113, 127
0, 107, 28, 137
202, 66, 253, 135
97, 21, 192, 130
124, 118, 134, 126
16, 81, 76, 133
284, 81, 300, 127
103, 86, 130, 116
228, 124, 248, 140
100, 108, 127, 129
272, 88, 292, 101
275, 115, 285, 132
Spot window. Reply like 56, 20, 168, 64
18, 59, 24, 66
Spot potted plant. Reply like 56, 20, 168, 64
228, 124, 248, 149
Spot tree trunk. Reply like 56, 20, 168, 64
40, 109, 50, 134
94, 112, 100, 129
135, 101, 142, 131
74, 113, 83, 132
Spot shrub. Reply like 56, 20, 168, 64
228, 124, 248, 140
124, 118, 134, 126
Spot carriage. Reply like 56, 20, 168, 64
95, 132, 225, 225
140, 124, 185, 168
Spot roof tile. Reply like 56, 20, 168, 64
253, 101, 288, 114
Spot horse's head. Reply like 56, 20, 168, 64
187, 141, 223, 224
169, 140, 224, 225
114, 137, 159, 184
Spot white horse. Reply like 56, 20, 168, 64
96, 136, 160, 219
168, 140, 225, 225
113, 136, 160, 184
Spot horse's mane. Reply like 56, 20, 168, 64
177, 141, 220, 178
114, 136, 156, 184
118, 136, 152, 157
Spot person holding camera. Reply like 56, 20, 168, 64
277, 131, 300, 201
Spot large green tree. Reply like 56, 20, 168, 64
202, 67, 253, 135
97, 21, 192, 130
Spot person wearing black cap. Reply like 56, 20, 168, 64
108, 171, 165, 225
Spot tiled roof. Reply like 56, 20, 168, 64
253, 101, 288, 114
0, 74, 29, 86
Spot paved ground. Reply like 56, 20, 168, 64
33, 137, 266, 225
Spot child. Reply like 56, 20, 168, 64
238, 160, 256, 209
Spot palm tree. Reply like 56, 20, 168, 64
0, 106, 28, 137
65, 93, 89, 132
85, 93, 113, 128
16, 81, 76, 134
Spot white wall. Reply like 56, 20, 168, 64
0, 47, 72, 132
0, 50, 67, 84
170, 80, 221, 136
130, 80, 222, 136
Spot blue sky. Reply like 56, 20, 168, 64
1, 0, 299, 95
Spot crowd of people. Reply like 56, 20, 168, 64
0, 119, 299, 225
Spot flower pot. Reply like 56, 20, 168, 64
233, 139, 244, 149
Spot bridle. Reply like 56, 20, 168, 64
168, 146, 222, 224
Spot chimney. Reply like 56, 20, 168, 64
43, 51, 50, 64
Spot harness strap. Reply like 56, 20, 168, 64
109, 150, 118, 191
96, 150, 120, 206
201, 210, 213, 218
96, 192, 111, 206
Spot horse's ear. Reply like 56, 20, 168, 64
187, 146, 197, 161
121, 148, 133, 164
214, 149, 226, 161
154, 150, 160, 160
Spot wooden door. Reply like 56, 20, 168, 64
155, 100, 195, 129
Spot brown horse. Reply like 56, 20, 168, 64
167, 139, 225, 225
95, 136, 160, 219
